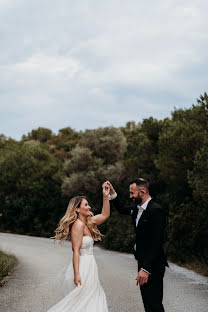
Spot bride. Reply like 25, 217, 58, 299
47, 182, 110, 312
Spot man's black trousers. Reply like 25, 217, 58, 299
139, 266, 165, 312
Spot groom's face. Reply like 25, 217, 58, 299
129, 183, 142, 203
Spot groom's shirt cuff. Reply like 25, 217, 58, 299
108, 192, 117, 200
141, 268, 151, 274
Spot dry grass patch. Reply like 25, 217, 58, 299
0, 249, 18, 284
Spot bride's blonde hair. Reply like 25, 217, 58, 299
51, 196, 101, 243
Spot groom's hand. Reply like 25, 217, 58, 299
104, 181, 115, 196
136, 269, 149, 286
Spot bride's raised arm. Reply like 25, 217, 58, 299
92, 183, 110, 226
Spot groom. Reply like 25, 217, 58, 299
106, 178, 168, 312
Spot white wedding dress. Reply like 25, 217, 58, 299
47, 236, 109, 312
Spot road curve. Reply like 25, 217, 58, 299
0, 233, 207, 312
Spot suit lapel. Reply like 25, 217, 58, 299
136, 198, 154, 228
136, 210, 146, 228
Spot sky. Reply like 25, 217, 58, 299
0, 0, 207, 140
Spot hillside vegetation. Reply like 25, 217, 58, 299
0, 93, 207, 268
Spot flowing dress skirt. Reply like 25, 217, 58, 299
47, 237, 108, 312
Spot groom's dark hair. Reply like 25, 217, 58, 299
130, 178, 150, 191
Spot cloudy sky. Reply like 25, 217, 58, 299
0, 0, 207, 140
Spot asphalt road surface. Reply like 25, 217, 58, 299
0, 233, 207, 312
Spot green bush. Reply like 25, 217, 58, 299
0, 249, 18, 281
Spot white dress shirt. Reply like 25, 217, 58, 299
136, 196, 152, 226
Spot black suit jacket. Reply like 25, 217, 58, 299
112, 196, 168, 273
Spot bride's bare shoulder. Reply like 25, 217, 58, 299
71, 219, 85, 233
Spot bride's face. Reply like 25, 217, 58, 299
77, 199, 91, 217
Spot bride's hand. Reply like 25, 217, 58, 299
74, 274, 82, 286
102, 182, 110, 197
103, 181, 115, 196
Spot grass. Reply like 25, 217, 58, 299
0, 249, 18, 284
168, 257, 208, 277
179, 261, 208, 277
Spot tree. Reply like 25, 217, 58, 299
156, 94, 208, 262
119, 121, 138, 137
80, 127, 127, 165
47, 127, 81, 161
61, 128, 127, 237
0, 141, 64, 237
61, 145, 126, 207
186, 138, 208, 262
156, 98, 208, 194
124, 117, 163, 189
23, 127, 53, 143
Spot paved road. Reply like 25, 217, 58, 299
0, 233, 207, 312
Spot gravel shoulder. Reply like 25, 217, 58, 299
0, 233, 207, 312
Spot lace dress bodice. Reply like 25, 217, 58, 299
79, 236, 94, 256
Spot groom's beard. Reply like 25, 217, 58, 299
132, 197, 142, 205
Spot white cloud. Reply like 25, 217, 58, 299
0, 0, 208, 139
13, 53, 81, 76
